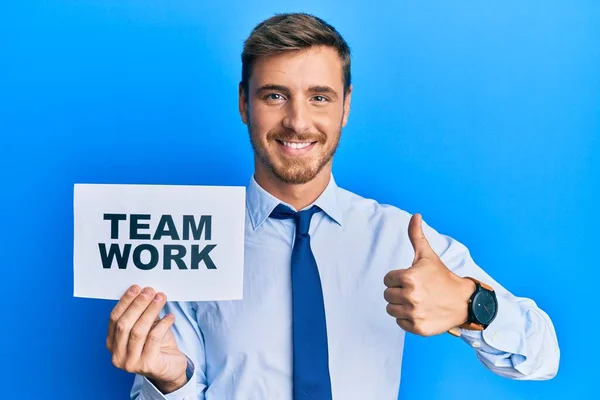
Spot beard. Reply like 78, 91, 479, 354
248, 122, 342, 185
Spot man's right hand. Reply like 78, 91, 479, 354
107, 285, 188, 394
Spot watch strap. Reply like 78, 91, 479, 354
464, 277, 493, 292
447, 277, 494, 337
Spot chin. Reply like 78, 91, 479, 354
269, 161, 328, 185
273, 171, 318, 185
252, 140, 335, 185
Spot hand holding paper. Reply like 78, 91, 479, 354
106, 285, 188, 394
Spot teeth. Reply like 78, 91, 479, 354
282, 141, 312, 149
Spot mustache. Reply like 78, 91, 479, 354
267, 131, 327, 144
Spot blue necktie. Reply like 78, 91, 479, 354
270, 204, 333, 400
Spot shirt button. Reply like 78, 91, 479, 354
472, 341, 481, 348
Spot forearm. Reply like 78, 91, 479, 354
419, 219, 560, 380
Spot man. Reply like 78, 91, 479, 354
106, 13, 560, 400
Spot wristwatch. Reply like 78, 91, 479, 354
448, 277, 498, 337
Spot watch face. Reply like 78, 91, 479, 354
472, 290, 497, 325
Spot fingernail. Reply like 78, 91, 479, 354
153, 293, 164, 302
141, 287, 153, 297
128, 285, 140, 295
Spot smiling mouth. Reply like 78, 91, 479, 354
275, 139, 318, 154
278, 140, 316, 149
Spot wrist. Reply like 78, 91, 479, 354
456, 276, 476, 325
151, 373, 188, 394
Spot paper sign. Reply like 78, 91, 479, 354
73, 184, 246, 301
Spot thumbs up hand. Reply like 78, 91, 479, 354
383, 214, 476, 336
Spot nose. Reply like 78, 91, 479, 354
282, 98, 311, 134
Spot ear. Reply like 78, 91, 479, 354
238, 82, 249, 125
341, 84, 352, 128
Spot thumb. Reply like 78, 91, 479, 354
408, 213, 436, 261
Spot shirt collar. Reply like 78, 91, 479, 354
246, 174, 343, 231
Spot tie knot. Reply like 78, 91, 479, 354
270, 204, 320, 236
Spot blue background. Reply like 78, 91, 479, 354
1, 1, 598, 399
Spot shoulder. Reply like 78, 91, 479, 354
336, 186, 413, 226
335, 185, 457, 259
335, 185, 444, 243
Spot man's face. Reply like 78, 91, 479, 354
239, 45, 351, 185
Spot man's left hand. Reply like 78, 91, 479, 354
383, 213, 476, 336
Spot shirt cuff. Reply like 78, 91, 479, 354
459, 294, 527, 365
140, 358, 197, 400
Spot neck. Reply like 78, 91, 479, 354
254, 162, 332, 211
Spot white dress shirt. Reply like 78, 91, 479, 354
131, 175, 560, 399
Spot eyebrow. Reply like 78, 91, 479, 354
256, 84, 290, 95
255, 84, 340, 100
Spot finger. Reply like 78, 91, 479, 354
148, 314, 161, 329
448, 327, 462, 337
383, 287, 409, 305
383, 269, 407, 288
126, 292, 168, 365
386, 303, 411, 320
408, 213, 435, 260
107, 285, 141, 351
112, 287, 156, 364
142, 313, 176, 361
396, 318, 414, 333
